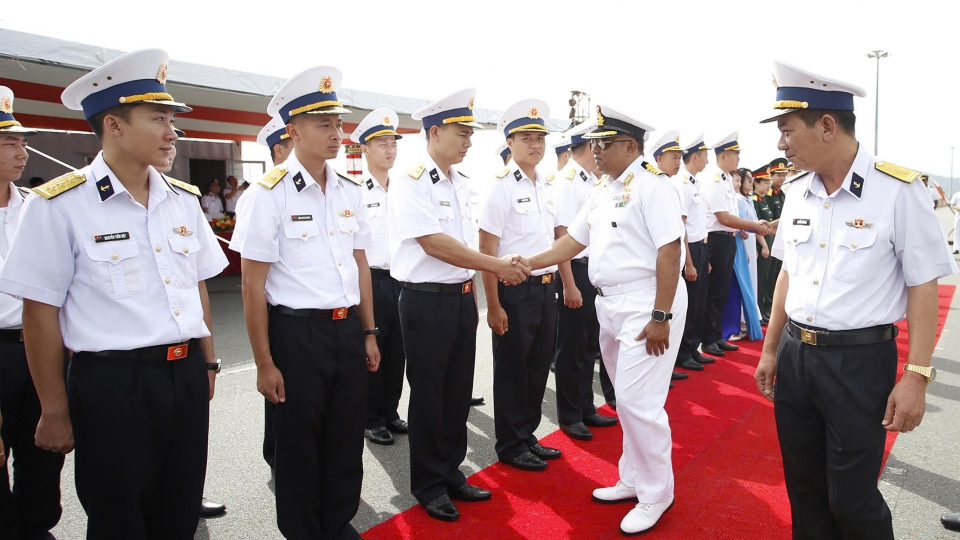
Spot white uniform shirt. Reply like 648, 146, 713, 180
388, 153, 476, 284
201, 192, 224, 221
772, 145, 957, 330
0, 152, 228, 352
361, 176, 391, 270
479, 167, 560, 276
0, 184, 29, 329
671, 168, 708, 243
223, 186, 240, 214
697, 164, 737, 233
950, 191, 960, 209
230, 151, 374, 309
558, 161, 597, 259
567, 158, 685, 288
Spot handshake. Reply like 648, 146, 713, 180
753, 220, 775, 237
496, 254, 533, 285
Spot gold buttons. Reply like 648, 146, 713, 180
349, 229, 354, 233
329, 230, 334, 236
302, 232, 307, 238
820, 242, 826, 248
807, 317, 813, 322
793, 238, 797, 243
174, 310, 180, 316
851, 243, 857, 249
156, 246, 162, 252
183, 248, 189, 254
337, 261, 342, 266
824, 203, 831, 209
813, 280, 819, 285
111, 254, 118, 260
165, 278, 171, 284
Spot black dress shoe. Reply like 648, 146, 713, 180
583, 413, 618, 428
669, 382, 674, 389
942, 511, 960, 531
386, 418, 408, 434
760, 318, 770, 326
716, 340, 739, 352
671, 370, 688, 380
702, 343, 725, 357
529, 443, 562, 460
200, 497, 226, 518
606, 399, 617, 411
501, 451, 548, 471
692, 351, 715, 364
676, 357, 705, 371
364, 426, 394, 445
470, 396, 485, 406
561, 422, 593, 441
449, 482, 492, 502
423, 494, 460, 522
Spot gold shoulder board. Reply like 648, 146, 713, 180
258, 166, 288, 189
595, 175, 608, 187
408, 165, 424, 180
166, 176, 201, 196
337, 171, 362, 186
495, 168, 510, 178
33, 171, 86, 200
714, 173, 722, 182
565, 167, 577, 180
546, 174, 555, 182
875, 161, 920, 183
642, 161, 665, 176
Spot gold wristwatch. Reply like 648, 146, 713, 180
904, 364, 936, 383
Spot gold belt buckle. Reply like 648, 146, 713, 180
541, 274, 553, 284
800, 328, 818, 346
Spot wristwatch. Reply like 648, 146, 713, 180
904, 364, 936, 383
652, 310, 673, 323
206, 358, 222, 374
364, 328, 380, 336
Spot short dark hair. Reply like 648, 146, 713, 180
631, 134, 645, 156
794, 109, 856, 135
269, 138, 292, 164
570, 142, 589, 155
88, 104, 139, 140
29, 176, 44, 187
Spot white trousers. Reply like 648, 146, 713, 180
953, 212, 960, 245
596, 281, 687, 504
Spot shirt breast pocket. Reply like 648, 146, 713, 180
435, 203, 455, 233
83, 241, 143, 299
783, 226, 813, 275
366, 203, 386, 219
831, 228, 878, 282
167, 235, 202, 289
283, 221, 322, 267
511, 201, 537, 234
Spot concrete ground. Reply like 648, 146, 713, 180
38, 206, 960, 538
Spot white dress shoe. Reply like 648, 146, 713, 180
591, 481, 639, 504
619, 497, 675, 536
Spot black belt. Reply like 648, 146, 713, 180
0, 329, 23, 342
88, 339, 198, 361
708, 231, 735, 237
269, 304, 355, 320
572, 257, 589, 265
403, 280, 473, 294
370, 267, 392, 278
787, 320, 898, 347
525, 274, 554, 285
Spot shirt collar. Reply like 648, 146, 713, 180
364, 175, 388, 192
806, 144, 870, 200
512, 167, 543, 185
90, 151, 173, 203
6, 183, 24, 209
566, 160, 595, 183
286, 151, 340, 194
613, 156, 644, 185
421, 152, 461, 186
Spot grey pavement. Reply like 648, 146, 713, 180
44, 206, 960, 538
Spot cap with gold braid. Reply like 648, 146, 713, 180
0, 86, 37, 135
268, 66, 352, 123
752, 166, 770, 180
761, 61, 867, 124
651, 130, 682, 159
257, 116, 289, 148
413, 88, 484, 130
681, 133, 707, 157
61, 49, 192, 120
711, 131, 740, 154
497, 99, 551, 139
350, 107, 402, 145
583, 105, 654, 141
768, 157, 790, 174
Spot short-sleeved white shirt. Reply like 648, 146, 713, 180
229, 151, 374, 309
0, 152, 228, 352
557, 161, 597, 259
387, 153, 476, 284
772, 145, 957, 330
671, 168, 708, 243
0, 183, 29, 329
201, 192, 223, 221
567, 157, 685, 288
479, 167, 560, 276
361, 176, 391, 270
697, 164, 737, 233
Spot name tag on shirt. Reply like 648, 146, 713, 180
439, 201, 451, 207
517, 197, 531, 203
793, 218, 811, 226
366, 203, 380, 208
292, 215, 313, 221
94, 232, 130, 243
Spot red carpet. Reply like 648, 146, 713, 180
364, 285, 955, 540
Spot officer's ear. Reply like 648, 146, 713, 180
819, 113, 839, 142
286, 120, 300, 143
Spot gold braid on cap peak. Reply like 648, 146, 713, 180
118, 92, 175, 104
362, 128, 399, 141
0, 120, 22, 129
443, 115, 476, 125
773, 100, 809, 110
288, 100, 344, 116
507, 124, 549, 135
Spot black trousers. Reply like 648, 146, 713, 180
400, 286, 477, 504
492, 280, 557, 460
774, 326, 896, 540
704, 232, 737, 344
756, 234, 775, 318
269, 307, 366, 540
678, 240, 710, 362
263, 398, 275, 469
367, 270, 406, 429
0, 341, 64, 540
555, 261, 603, 426
68, 348, 208, 540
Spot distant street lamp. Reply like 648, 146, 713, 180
866, 50, 890, 155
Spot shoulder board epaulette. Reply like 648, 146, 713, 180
408, 165, 425, 180
874, 161, 920, 183
258, 166, 288, 189
166, 176, 201, 196
546, 174, 555, 183
714, 173, 722, 182
495, 168, 510, 179
642, 161, 666, 176
595, 175, 609, 187
783, 171, 810, 184
337, 171, 362, 186
565, 167, 577, 180
752, 194, 759, 201
17, 186, 32, 196
33, 171, 86, 200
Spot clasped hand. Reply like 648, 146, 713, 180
496, 255, 532, 285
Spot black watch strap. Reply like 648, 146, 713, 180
206, 359, 221, 373
364, 328, 380, 336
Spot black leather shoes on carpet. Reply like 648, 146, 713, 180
364, 426, 394, 445
449, 483, 492, 502
423, 494, 459, 521
471, 396, 485, 406
386, 418, 408, 434
561, 422, 593, 441
200, 498, 226, 518
716, 340, 739, 352
671, 371, 688, 380
942, 511, 960, 531
692, 351, 715, 364
606, 399, 617, 411
529, 443, 562, 460
502, 451, 548, 471
583, 413, 618, 428
676, 357, 705, 371
702, 343, 725, 357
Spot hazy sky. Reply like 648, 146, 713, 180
5, 0, 959, 188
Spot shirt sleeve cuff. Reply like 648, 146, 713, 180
771, 248, 784, 260
197, 255, 229, 281
478, 221, 504, 238
396, 225, 443, 242
0, 279, 66, 307
904, 262, 958, 287
568, 227, 589, 247
237, 247, 281, 263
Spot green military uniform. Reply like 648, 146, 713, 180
753, 190, 774, 318
760, 158, 789, 320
